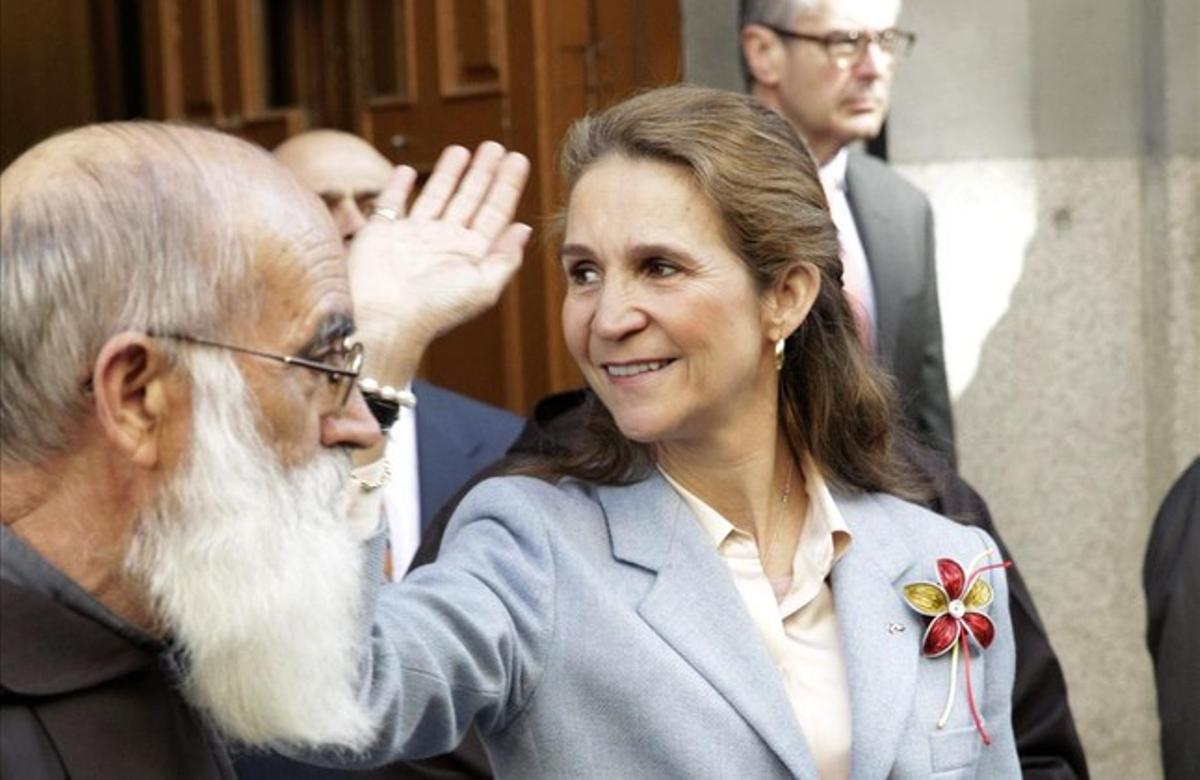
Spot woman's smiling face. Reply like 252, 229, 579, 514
560, 155, 779, 447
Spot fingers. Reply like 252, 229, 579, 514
471, 151, 531, 245
409, 143, 531, 241
441, 141, 507, 226
408, 145, 471, 220
370, 165, 419, 219
493, 222, 533, 258
478, 223, 532, 298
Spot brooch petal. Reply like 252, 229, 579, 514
937, 558, 966, 600
960, 611, 996, 650
963, 576, 993, 611
922, 613, 961, 657
903, 582, 949, 616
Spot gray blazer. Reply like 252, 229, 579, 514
847, 152, 956, 469
349, 472, 1018, 778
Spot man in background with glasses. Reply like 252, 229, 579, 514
741, 3, 1089, 777
740, 0, 953, 470
0, 123, 529, 777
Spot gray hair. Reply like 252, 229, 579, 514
0, 122, 291, 464
738, 0, 813, 88
740, 0, 814, 29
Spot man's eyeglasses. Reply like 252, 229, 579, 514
764, 25, 917, 68
156, 333, 365, 410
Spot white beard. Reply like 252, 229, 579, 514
125, 351, 376, 751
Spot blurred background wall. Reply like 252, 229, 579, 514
682, 1, 1198, 777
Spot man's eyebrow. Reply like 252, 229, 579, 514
296, 313, 355, 357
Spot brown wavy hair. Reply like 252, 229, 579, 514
514, 85, 923, 498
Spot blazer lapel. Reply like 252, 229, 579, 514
830, 491, 922, 779
598, 474, 820, 779
844, 155, 902, 362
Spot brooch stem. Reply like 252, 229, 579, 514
961, 631, 989, 744
936, 639, 960, 728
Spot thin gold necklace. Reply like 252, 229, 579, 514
760, 459, 795, 566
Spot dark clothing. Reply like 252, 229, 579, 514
412, 390, 1089, 779
1143, 457, 1200, 780
413, 381, 523, 530
846, 152, 957, 468
0, 579, 234, 779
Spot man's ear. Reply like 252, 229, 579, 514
742, 24, 784, 89
91, 332, 178, 469
765, 262, 821, 341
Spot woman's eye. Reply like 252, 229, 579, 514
645, 259, 679, 278
567, 263, 600, 285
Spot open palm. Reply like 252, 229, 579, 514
347, 142, 532, 363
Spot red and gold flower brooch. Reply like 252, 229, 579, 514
903, 550, 1011, 744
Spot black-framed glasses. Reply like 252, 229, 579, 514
763, 25, 916, 67
156, 333, 365, 410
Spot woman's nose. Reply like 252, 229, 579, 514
591, 281, 649, 340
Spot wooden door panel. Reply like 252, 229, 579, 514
356, 0, 417, 103
359, 0, 508, 173
436, 0, 507, 97
60, 0, 680, 415
178, 0, 222, 121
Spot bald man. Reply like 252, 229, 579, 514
275, 130, 397, 244
276, 130, 522, 576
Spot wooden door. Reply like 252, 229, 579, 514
1, 0, 681, 415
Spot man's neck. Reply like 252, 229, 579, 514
1, 453, 157, 630
812, 140, 845, 168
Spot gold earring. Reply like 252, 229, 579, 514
775, 337, 786, 371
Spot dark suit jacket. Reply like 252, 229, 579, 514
235, 383, 520, 780
413, 381, 523, 530
1144, 457, 1200, 780
1, 580, 235, 779
413, 390, 1089, 779
846, 151, 957, 468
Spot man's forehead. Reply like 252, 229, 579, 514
305, 157, 389, 195
254, 220, 346, 285
250, 229, 354, 345
277, 137, 392, 195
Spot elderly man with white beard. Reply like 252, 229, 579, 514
0, 122, 530, 778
